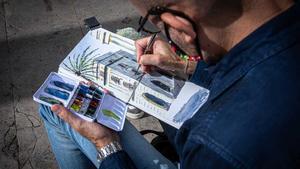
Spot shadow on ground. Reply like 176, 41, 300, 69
0, 16, 165, 169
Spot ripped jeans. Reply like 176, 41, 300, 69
39, 105, 178, 169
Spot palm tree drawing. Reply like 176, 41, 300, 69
63, 46, 100, 81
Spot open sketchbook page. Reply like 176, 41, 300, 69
58, 28, 209, 128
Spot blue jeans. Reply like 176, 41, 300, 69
39, 105, 177, 169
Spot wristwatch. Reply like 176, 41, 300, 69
96, 141, 123, 162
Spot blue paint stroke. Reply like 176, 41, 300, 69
44, 87, 70, 100
51, 80, 74, 91
142, 93, 171, 110
173, 90, 209, 123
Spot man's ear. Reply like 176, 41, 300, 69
160, 12, 196, 43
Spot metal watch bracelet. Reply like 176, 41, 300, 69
97, 141, 123, 162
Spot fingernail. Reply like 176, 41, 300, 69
51, 104, 61, 114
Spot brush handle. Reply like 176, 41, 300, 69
136, 33, 158, 74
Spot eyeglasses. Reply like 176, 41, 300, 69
137, 6, 202, 61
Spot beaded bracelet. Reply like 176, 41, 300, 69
171, 45, 202, 61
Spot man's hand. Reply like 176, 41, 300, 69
51, 104, 119, 148
135, 37, 196, 78
136, 37, 183, 72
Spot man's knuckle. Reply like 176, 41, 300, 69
134, 40, 139, 47
155, 55, 163, 65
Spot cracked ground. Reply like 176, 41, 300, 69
0, 0, 163, 168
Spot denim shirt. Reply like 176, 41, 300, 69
100, 2, 300, 169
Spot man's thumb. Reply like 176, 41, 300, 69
51, 104, 76, 124
51, 104, 63, 115
51, 104, 86, 133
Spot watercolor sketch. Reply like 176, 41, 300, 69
62, 46, 101, 81
93, 49, 185, 99
142, 71, 185, 99
54, 28, 209, 129
109, 51, 185, 99
95, 50, 140, 76
109, 57, 143, 78
61, 35, 185, 99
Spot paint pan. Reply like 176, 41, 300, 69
70, 97, 83, 112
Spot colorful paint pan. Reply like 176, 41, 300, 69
86, 93, 93, 99
85, 106, 97, 117
79, 85, 89, 93
96, 89, 103, 95
89, 85, 97, 91
73, 98, 82, 105
80, 84, 89, 90
93, 93, 102, 100
89, 100, 98, 108
71, 103, 81, 112
94, 90, 103, 99
70, 96, 84, 112
88, 90, 95, 95
77, 92, 85, 99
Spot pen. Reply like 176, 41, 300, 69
136, 33, 158, 74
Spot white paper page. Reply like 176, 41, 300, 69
58, 28, 210, 129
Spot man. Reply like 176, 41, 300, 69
39, 0, 300, 168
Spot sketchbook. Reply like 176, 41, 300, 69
33, 27, 209, 130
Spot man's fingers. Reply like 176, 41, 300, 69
135, 36, 153, 62
140, 54, 164, 67
81, 81, 95, 86
51, 104, 83, 130
141, 65, 152, 73
86, 81, 94, 86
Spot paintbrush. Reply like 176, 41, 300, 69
135, 33, 158, 75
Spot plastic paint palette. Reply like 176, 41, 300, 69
33, 72, 127, 131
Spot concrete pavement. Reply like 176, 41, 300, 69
0, 1, 162, 168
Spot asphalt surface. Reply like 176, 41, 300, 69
0, 1, 162, 168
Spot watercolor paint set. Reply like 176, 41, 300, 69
33, 72, 127, 131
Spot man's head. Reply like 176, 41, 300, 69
129, 0, 294, 64
129, 0, 242, 63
